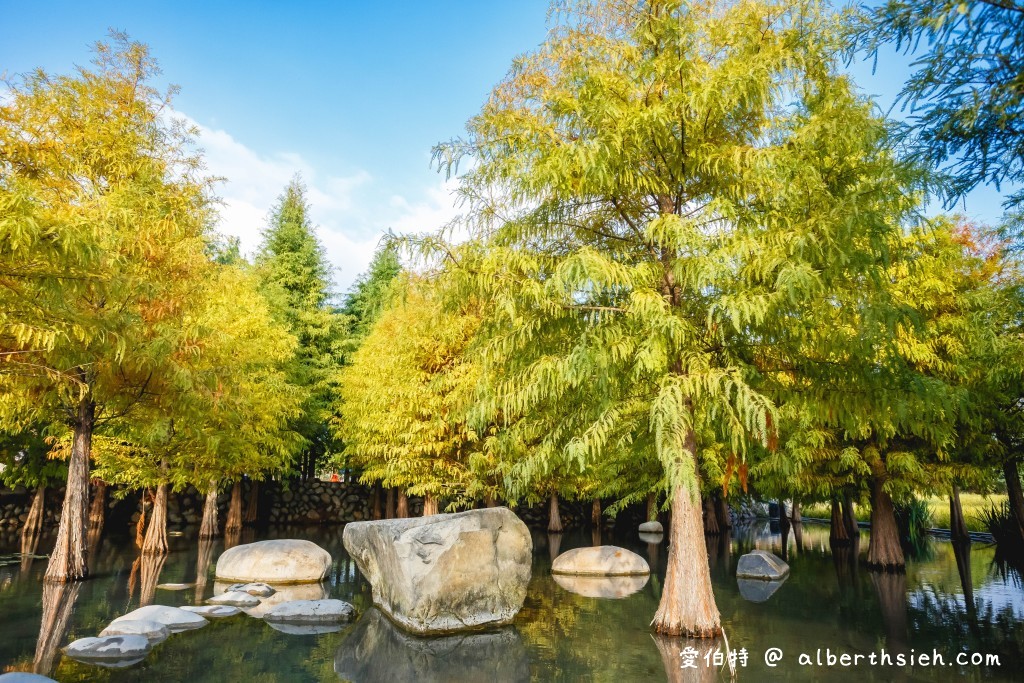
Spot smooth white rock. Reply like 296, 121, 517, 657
735, 550, 789, 580
214, 539, 331, 583
551, 546, 650, 576
99, 619, 170, 644
63, 635, 150, 661
0, 674, 59, 682
213, 580, 328, 618
110, 605, 207, 632
155, 583, 193, 591
262, 598, 355, 625
638, 521, 664, 534
227, 582, 276, 597
206, 590, 261, 607
181, 605, 242, 618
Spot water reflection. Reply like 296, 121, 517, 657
33, 581, 81, 676
553, 572, 649, 598
334, 608, 530, 683
651, 633, 722, 683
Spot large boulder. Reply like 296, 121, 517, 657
736, 550, 789, 580
214, 539, 332, 584
551, 546, 650, 576
110, 605, 207, 633
334, 608, 530, 683
343, 507, 532, 634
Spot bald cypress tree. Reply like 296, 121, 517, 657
432, 0, 929, 636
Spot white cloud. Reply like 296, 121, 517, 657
174, 111, 464, 292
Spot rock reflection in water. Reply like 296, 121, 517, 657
334, 608, 530, 683
737, 576, 787, 603
552, 572, 649, 599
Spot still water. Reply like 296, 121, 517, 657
0, 521, 1022, 682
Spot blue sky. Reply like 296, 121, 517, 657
0, 1, 1012, 291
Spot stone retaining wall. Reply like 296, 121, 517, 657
0, 481, 614, 532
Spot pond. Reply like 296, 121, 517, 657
1, 521, 1022, 682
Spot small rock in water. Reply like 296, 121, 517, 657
735, 550, 789, 580
0, 674, 60, 682
99, 619, 170, 644
110, 605, 207, 632
155, 583, 194, 591
227, 582, 276, 597
63, 635, 151, 665
181, 605, 242, 618
207, 590, 261, 607
638, 521, 663, 534
551, 546, 650, 576
263, 599, 355, 625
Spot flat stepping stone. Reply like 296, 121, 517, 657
638, 521, 663, 534
207, 590, 261, 607
0, 674, 59, 682
736, 550, 789, 580
99, 619, 170, 643
63, 635, 150, 664
181, 605, 242, 618
111, 605, 207, 632
263, 599, 355, 625
227, 582, 276, 597
156, 583, 194, 591
551, 546, 650, 576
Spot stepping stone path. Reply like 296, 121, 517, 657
63, 635, 151, 666
99, 619, 170, 644
207, 590, 261, 607
110, 605, 208, 633
155, 583, 194, 591
263, 599, 355, 626
228, 582, 276, 597
181, 605, 242, 619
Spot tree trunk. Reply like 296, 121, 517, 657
225, 481, 243, 533
243, 482, 259, 524
45, 397, 94, 583
647, 493, 657, 522
396, 490, 409, 518
385, 488, 396, 519
949, 483, 970, 545
423, 493, 439, 516
142, 484, 169, 555
1002, 459, 1024, 544
867, 476, 905, 570
715, 495, 731, 530
779, 499, 791, 537
591, 499, 602, 527
371, 484, 382, 520
22, 485, 46, 541
829, 498, 850, 544
652, 460, 722, 637
195, 537, 214, 604
88, 479, 106, 535
790, 499, 802, 524
199, 481, 220, 538
842, 491, 859, 541
703, 495, 719, 535
547, 492, 563, 533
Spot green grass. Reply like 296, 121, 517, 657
797, 494, 1006, 534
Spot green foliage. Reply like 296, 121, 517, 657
858, 0, 1024, 208
254, 177, 347, 477
341, 243, 402, 343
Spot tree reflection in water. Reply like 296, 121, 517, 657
33, 581, 81, 676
